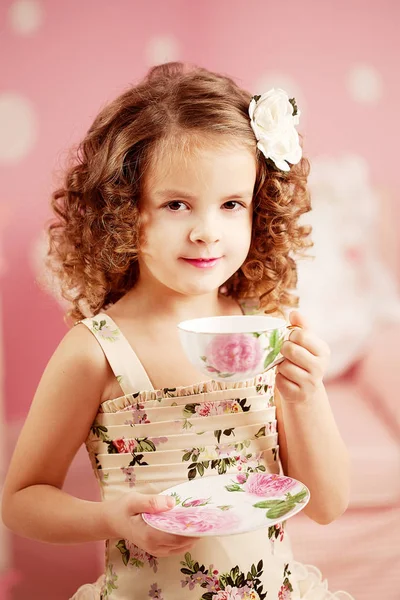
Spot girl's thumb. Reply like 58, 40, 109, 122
128, 492, 176, 514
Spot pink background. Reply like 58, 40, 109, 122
1, 1, 400, 599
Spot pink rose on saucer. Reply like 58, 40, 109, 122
206, 334, 262, 374
244, 473, 297, 497
182, 497, 211, 508
144, 507, 240, 534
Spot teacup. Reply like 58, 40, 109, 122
178, 315, 291, 383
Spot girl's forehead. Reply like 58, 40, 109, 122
145, 136, 257, 194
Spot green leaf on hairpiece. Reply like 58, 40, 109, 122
253, 94, 261, 102
289, 97, 298, 116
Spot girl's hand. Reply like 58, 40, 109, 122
103, 491, 199, 557
276, 311, 331, 403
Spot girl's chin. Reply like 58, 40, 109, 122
172, 277, 229, 297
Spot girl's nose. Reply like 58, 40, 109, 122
189, 216, 220, 245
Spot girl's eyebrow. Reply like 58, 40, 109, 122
154, 189, 253, 200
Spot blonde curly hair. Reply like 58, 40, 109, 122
47, 62, 312, 322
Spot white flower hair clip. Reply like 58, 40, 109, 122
249, 88, 302, 172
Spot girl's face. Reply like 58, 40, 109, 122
139, 140, 256, 298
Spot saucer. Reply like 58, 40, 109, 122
142, 473, 309, 537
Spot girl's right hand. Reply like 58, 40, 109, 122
103, 491, 200, 557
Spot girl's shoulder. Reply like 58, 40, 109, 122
54, 317, 111, 389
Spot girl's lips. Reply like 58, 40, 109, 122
182, 257, 222, 269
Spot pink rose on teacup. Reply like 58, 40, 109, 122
243, 473, 297, 497
205, 334, 262, 374
144, 507, 240, 534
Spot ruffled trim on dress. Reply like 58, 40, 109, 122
69, 575, 104, 599
100, 371, 274, 413
70, 564, 355, 600
294, 562, 355, 599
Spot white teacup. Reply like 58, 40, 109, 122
178, 315, 291, 383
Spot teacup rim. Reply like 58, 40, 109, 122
178, 314, 287, 335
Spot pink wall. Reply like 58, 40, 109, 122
1, 0, 399, 420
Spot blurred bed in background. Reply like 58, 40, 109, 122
289, 153, 400, 599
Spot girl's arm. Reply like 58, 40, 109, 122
275, 386, 350, 524
1, 324, 117, 543
274, 312, 351, 525
1, 326, 197, 556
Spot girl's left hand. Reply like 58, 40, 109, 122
276, 311, 331, 403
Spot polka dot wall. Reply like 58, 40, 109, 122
1, 0, 399, 424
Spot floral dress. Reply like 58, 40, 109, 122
71, 313, 354, 600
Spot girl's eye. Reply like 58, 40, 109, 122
166, 201, 188, 212
223, 201, 245, 211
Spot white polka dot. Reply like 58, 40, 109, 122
0, 93, 38, 164
145, 36, 180, 66
347, 65, 382, 104
8, 0, 43, 35
252, 73, 307, 120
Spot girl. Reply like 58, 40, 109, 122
2, 62, 353, 600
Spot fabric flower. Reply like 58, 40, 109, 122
121, 466, 136, 487
249, 88, 302, 172
205, 334, 262, 374
112, 438, 137, 453
242, 590, 261, 600
212, 586, 260, 600
212, 586, 242, 600
195, 400, 242, 416
278, 584, 292, 600
195, 402, 216, 417
148, 582, 164, 599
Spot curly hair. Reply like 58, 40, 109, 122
47, 61, 312, 322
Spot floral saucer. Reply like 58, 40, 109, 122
142, 473, 310, 537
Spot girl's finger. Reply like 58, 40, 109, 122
288, 327, 329, 358
164, 535, 199, 548
148, 529, 199, 547
129, 492, 175, 514
281, 341, 322, 374
276, 359, 310, 386
168, 541, 197, 553
288, 310, 309, 329
275, 373, 300, 396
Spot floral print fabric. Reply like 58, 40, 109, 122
70, 313, 354, 600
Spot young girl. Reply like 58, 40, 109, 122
2, 62, 354, 600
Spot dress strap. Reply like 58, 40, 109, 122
78, 313, 154, 395
238, 297, 259, 315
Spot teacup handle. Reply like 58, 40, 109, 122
263, 325, 299, 373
